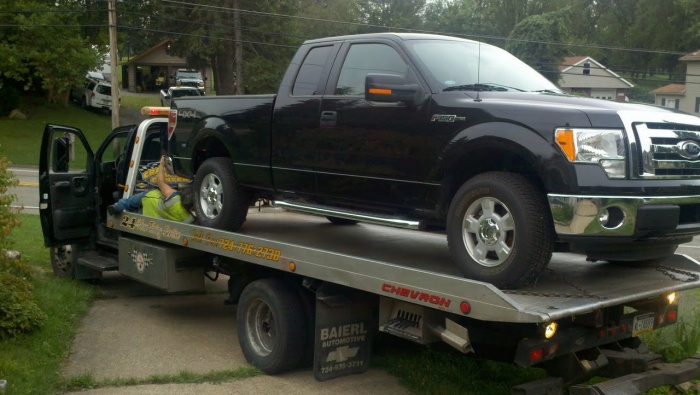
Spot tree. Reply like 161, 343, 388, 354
0, 0, 101, 105
357, 0, 427, 32
505, 7, 571, 83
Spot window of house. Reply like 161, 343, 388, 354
335, 44, 408, 95
583, 62, 591, 75
695, 97, 700, 113
662, 98, 667, 106
292, 45, 333, 96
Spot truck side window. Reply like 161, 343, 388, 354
293, 46, 333, 96
335, 44, 408, 96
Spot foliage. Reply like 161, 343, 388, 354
506, 7, 571, 84
0, 86, 21, 117
0, 149, 43, 339
0, 1, 102, 105
643, 309, 700, 363
627, 86, 655, 104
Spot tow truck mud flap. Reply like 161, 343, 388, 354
314, 283, 377, 381
118, 237, 206, 292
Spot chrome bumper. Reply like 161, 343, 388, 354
548, 194, 700, 236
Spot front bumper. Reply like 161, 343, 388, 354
548, 194, 700, 237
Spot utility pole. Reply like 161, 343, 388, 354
108, 0, 120, 128
233, 0, 243, 95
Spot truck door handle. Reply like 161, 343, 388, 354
53, 181, 70, 188
320, 111, 337, 128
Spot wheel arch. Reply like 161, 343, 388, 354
435, 122, 571, 216
189, 117, 237, 174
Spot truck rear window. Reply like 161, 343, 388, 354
96, 85, 112, 96
293, 45, 333, 96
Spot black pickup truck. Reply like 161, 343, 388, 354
168, 32, 700, 289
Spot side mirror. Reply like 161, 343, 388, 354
365, 73, 420, 104
52, 136, 70, 172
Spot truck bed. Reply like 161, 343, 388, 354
111, 207, 700, 324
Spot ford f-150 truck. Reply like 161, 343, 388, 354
167, 32, 700, 289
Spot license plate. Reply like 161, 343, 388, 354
632, 313, 655, 336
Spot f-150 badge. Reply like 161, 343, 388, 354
431, 114, 466, 122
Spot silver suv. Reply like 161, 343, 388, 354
70, 74, 114, 114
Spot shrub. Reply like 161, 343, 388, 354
0, 86, 21, 116
0, 146, 44, 338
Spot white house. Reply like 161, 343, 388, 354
651, 50, 700, 115
558, 56, 634, 102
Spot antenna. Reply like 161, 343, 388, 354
475, 41, 482, 102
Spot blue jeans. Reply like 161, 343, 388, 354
113, 192, 145, 213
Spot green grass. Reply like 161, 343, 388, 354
0, 214, 99, 395
0, 94, 161, 166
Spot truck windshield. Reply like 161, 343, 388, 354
405, 39, 561, 93
178, 71, 202, 79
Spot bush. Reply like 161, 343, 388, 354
0, 146, 44, 338
0, 268, 46, 338
0, 86, 21, 116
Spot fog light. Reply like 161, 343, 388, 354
598, 206, 624, 229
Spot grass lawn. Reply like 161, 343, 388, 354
0, 94, 160, 167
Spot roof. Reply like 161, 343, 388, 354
680, 50, 700, 61
559, 56, 634, 88
125, 38, 175, 66
650, 83, 686, 95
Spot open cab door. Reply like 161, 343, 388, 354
39, 124, 95, 247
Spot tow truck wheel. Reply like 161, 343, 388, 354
51, 245, 76, 279
447, 172, 554, 289
237, 279, 307, 374
193, 157, 249, 231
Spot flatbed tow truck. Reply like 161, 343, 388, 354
39, 112, 700, 394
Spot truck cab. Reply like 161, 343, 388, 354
38, 116, 169, 277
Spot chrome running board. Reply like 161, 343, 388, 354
272, 200, 421, 230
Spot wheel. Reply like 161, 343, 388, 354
446, 172, 554, 289
193, 157, 250, 231
326, 216, 359, 225
237, 279, 307, 374
51, 245, 76, 279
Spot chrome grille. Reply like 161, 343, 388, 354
634, 122, 700, 178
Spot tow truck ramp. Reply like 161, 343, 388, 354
105, 209, 700, 393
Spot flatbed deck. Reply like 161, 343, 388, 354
110, 207, 700, 324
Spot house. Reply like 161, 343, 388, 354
558, 56, 634, 102
123, 39, 211, 93
650, 50, 700, 115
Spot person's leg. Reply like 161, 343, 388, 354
109, 192, 146, 214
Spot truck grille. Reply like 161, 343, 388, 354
634, 122, 700, 178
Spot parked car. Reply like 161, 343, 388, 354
70, 75, 114, 114
160, 86, 202, 107
172, 69, 205, 93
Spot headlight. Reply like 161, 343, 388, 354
555, 128, 626, 179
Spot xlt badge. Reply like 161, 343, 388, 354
431, 114, 466, 123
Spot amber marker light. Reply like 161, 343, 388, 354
544, 322, 558, 339
129, 160, 134, 167
141, 106, 170, 116
108, 220, 114, 227
369, 88, 392, 95
182, 238, 188, 246
134, 136, 140, 143
555, 129, 575, 161
288, 262, 296, 272
667, 292, 676, 304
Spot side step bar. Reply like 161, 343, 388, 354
77, 254, 119, 271
272, 200, 421, 230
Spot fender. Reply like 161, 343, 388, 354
433, 121, 579, 214
188, 116, 238, 172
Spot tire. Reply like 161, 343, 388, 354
193, 157, 250, 231
237, 279, 307, 374
326, 216, 359, 225
51, 245, 76, 279
446, 172, 554, 289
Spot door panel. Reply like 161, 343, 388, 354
39, 125, 95, 246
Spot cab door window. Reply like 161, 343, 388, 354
335, 44, 408, 95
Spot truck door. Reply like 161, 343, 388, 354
39, 125, 95, 247
316, 41, 434, 209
